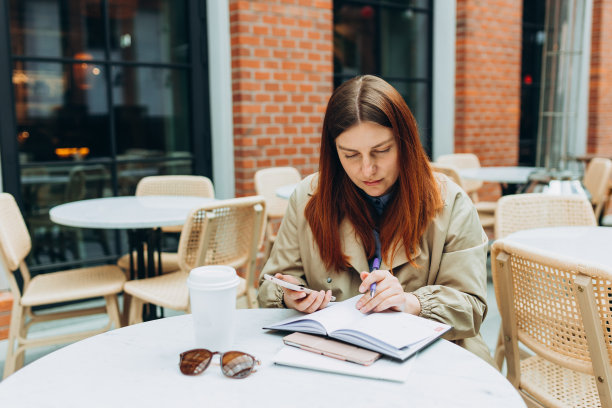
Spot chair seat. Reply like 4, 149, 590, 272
478, 213, 495, 228
520, 355, 600, 407
21, 265, 126, 306
117, 251, 180, 274
475, 201, 497, 213
124, 271, 248, 311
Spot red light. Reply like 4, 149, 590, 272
523, 74, 533, 85
361, 6, 374, 19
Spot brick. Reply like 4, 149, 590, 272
0, 291, 13, 312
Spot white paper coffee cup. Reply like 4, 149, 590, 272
187, 265, 240, 350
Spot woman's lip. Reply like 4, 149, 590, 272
363, 179, 381, 186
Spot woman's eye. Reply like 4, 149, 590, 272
345, 154, 358, 159
374, 148, 391, 154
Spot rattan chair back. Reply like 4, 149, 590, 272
495, 193, 596, 240
492, 239, 612, 406
0, 193, 32, 277
254, 167, 300, 218
0, 193, 125, 379
583, 157, 612, 220
178, 196, 266, 275
136, 175, 215, 198
431, 163, 463, 186
436, 153, 483, 195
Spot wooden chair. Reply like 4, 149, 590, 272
124, 196, 266, 324
0, 193, 125, 379
254, 167, 301, 262
116, 175, 215, 274
582, 157, 612, 222
492, 193, 597, 369
492, 239, 612, 407
431, 162, 494, 229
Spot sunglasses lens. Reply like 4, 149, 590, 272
179, 349, 213, 375
221, 351, 256, 379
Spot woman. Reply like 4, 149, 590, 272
258, 75, 492, 363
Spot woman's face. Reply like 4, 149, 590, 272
335, 121, 399, 197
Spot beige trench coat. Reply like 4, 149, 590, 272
258, 173, 493, 364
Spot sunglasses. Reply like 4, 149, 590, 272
179, 349, 261, 379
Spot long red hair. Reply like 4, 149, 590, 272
305, 75, 443, 271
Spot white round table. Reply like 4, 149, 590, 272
458, 167, 540, 195
50, 196, 213, 229
50, 196, 215, 319
503, 226, 612, 268
458, 167, 539, 184
0, 309, 525, 408
275, 183, 297, 199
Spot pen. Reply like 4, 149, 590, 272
370, 258, 380, 298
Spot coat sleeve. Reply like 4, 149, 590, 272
412, 190, 489, 340
257, 187, 309, 308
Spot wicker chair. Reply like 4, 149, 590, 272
492, 239, 612, 407
254, 167, 301, 262
116, 175, 215, 275
582, 157, 612, 221
492, 193, 597, 369
124, 196, 266, 324
0, 193, 125, 379
431, 162, 494, 229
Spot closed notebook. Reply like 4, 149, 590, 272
264, 295, 451, 360
272, 345, 416, 383
283, 332, 381, 366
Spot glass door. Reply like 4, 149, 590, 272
3, 0, 209, 272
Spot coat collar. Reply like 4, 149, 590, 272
339, 218, 421, 272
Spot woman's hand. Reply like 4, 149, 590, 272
356, 269, 421, 315
274, 273, 333, 313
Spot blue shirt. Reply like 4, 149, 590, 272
362, 190, 393, 270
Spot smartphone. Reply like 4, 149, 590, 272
263, 274, 336, 301
283, 332, 381, 366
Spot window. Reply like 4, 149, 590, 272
333, 0, 433, 154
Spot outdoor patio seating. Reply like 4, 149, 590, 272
492, 193, 596, 369
0, 193, 125, 379
123, 196, 266, 324
254, 167, 301, 263
492, 238, 612, 407
582, 157, 612, 222
116, 175, 215, 275
431, 162, 494, 229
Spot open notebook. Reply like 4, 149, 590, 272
264, 295, 451, 360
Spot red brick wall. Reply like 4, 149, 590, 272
455, 0, 523, 199
229, 0, 333, 196
0, 291, 13, 340
588, 0, 612, 155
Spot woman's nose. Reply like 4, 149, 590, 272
362, 158, 376, 177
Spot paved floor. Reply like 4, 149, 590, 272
0, 280, 502, 383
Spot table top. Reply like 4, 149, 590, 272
0, 309, 524, 408
275, 183, 298, 199
50, 195, 214, 229
458, 166, 540, 184
504, 226, 612, 269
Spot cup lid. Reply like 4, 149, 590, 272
187, 265, 240, 290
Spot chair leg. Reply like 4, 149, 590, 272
494, 326, 505, 370
104, 295, 122, 329
3, 304, 23, 379
128, 297, 144, 325
122, 293, 132, 327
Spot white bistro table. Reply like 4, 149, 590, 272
458, 166, 540, 195
503, 226, 612, 268
0, 309, 525, 408
50, 196, 213, 319
275, 183, 298, 199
